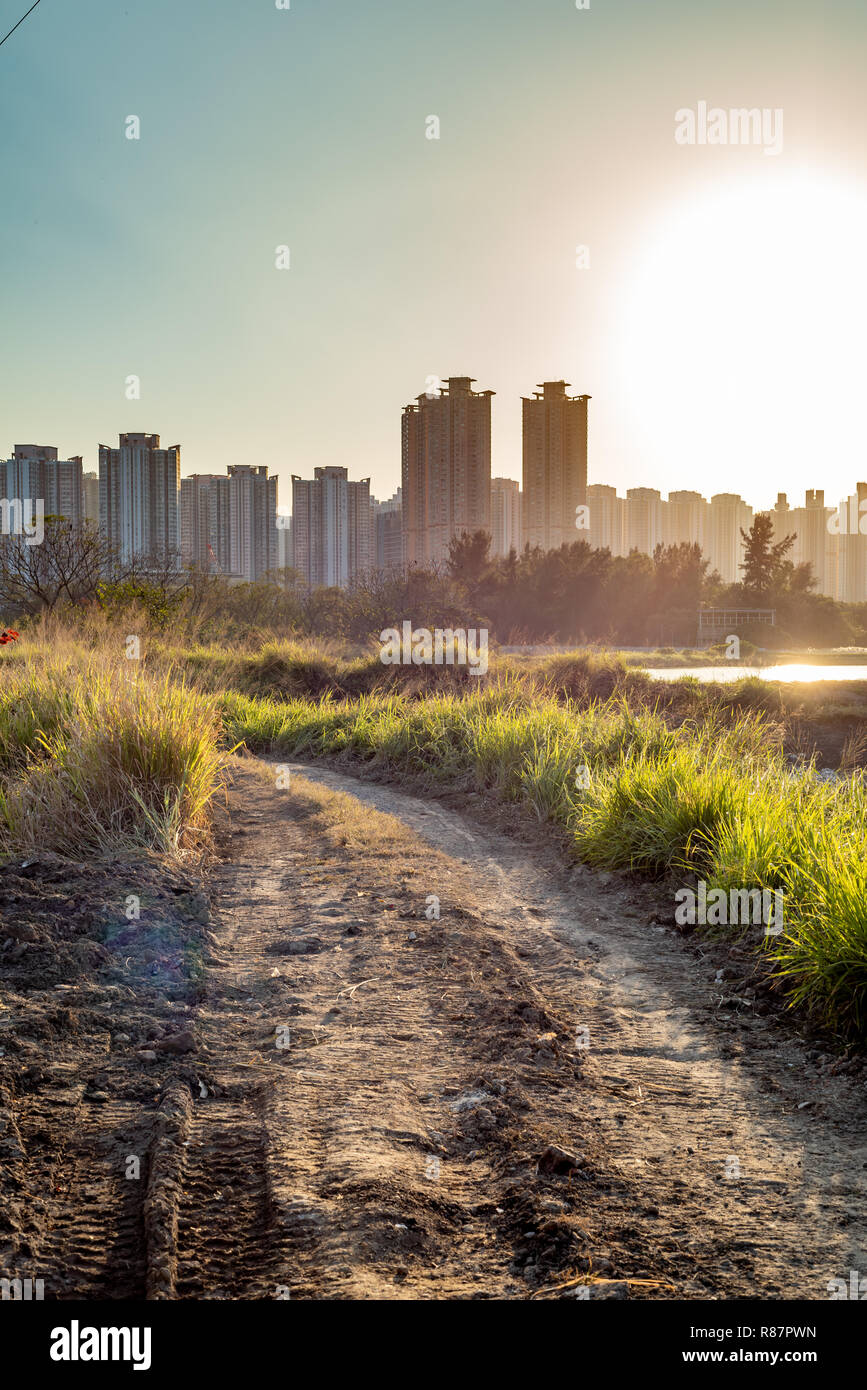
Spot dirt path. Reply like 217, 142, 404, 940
192, 759, 867, 1299
3, 756, 867, 1300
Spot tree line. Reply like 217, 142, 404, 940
1, 513, 864, 648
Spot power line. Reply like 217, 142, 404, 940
0, 0, 43, 51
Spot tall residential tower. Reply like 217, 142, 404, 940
180, 474, 231, 573
291, 466, 370, 587
227, 464, 278, 581
99, 432, 180, 566
522, 381, 589, 552
2, 446, 86, 527
490, 477, 522, 558
402, 376, 493, 566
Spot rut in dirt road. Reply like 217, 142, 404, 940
5, 1087, 149, 1299
6, 756, 865, 1301
238, 758, 866, 1300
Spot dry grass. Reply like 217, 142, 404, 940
0, 644, 225, 859
246, 755, 412, 852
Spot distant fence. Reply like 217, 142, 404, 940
697, 608, 776, 644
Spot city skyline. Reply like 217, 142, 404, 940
8, 427, 867, 602
2, 2, 866, 507
8, 412, 867, 533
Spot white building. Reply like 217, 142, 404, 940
292, 466, 370, 588
490, 477, 521, 558
99, 433, 180, 567
227, 464, 278, 582
1, 445, 86, 528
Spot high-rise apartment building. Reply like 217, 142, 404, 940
99, 433, 180, 567
522, 381, 589, 552
666, 490, 707, 551
1, 445, 85, 527
773, 490, 839, 596
796, 490, 832, 595
832, 482, 867, 603
227, 464, 278, 582
277, 512, 294, 574
626, 487, 664, 556
292, 466, 370, 588
402, 376, 493, 566
586, 484, 625, 556
776, 485, 867, 601
769, 493, 793, 547
371, 487, 403, 571
707, 493, 752, 584
180, 474, 231, 573
490, 477, 522, 558
82, 471, 99, 525
6, 445, 59, 505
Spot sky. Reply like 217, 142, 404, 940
1, 0, 866, 513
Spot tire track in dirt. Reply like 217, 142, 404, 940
272, 759, 867, 1300
3, 1083, 149, 1299
152, 852, 293, 1300
201, 765, 547, 1299
0, 858, 216, 1301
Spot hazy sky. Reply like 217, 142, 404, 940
2, 0, 865, 511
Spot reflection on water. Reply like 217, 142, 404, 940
644, 665, 867, 683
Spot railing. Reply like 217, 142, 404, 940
698, 609, 776, 628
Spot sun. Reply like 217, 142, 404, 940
615, 169, 867, 501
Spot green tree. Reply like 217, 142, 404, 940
739, 514, 798, 597
446, 530, 494, 597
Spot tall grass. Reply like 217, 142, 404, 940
0, 655, 224, 857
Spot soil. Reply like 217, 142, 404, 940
2, 756, 866, 1300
